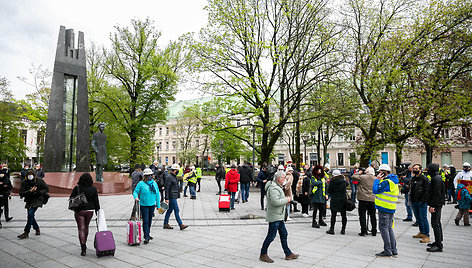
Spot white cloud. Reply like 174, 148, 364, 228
0, 0, 207, 99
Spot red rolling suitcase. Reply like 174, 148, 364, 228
219, 194, 231, 212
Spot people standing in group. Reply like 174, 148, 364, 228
326, 170, 348, 235
372, 164, 399, 258
454, 183, 471, 226
453, 162, 471, 188
0, 164, 13, 228
291, 164, 300, 213
447, 165, 457, 204
239, 161, 252, 203
70, 173, 100, 256
183, 166, 198, 199
425, 163, 445, 252
130, 164, 143, 220
310, 165, 327, 228
352, 166, 377, 236
18, 169, 49, 239
409, 164, 431, 244
163, 164, 188, 230
257, 165, 269, 210
225, 164, 240, 210
284, 166, 294, 221
259, 171, 299, 263
215, 163, 225, 195
348, 166, 358, 203
300, 168, 312, 217
400, 167, 414, 222
133, 168, 161, 244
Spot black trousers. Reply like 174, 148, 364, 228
197, 178, 201, 191
358, 200, 377, 234
312, 203, 325, 225
216, 179, 222, 193
330, 210, 347, 230
260, 187, 266, 209
0, 196, 9, 219
431, 206, 443, 247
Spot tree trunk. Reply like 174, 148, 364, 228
395, 142, 404, 168
316, 127, 321, 165
424, 142, 433, 166
295, 115, 301, 169
129, 130, 137, 169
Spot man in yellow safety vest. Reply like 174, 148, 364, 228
196, 166, 203, 192
372, 164, 399, 258
183, 166, 198, 199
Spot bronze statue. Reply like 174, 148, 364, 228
92, 123, 107, 181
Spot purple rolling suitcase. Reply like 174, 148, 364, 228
94, 218, 116, 257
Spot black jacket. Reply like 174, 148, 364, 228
215, 166, 225, 181
426, 164, 445, 207
327, 175, 348, 212
70, 185, 100, 211
238, 164, 252, 184
19, 178, 49, 209
291, 169, 300, 195
165, 172, 180, 200
410, 174, 430, 203
0, 170, 12, 196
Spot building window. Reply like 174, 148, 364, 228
172, 141, 176, 149
349, 153, 356, 166
166, 127, 169, 135
349, 135, 356, 141
337, 134, 344, 142
159, 127, 162, 136
21, 130, 27, 145
196, 140, 199, 148
166, 141, 169, 150
337, 153, 344, 166
462, 126, 471, 139
441, 129, 450, 139
180, 141, 184, 150
237, 119, 241, 127
172, 156, 176, 164
165, 156, 168, 163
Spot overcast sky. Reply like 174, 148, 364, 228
0, 0, 208, 100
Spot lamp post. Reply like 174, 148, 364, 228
218, 139, 224, 165
310, 131, 316, 166
302, 135, 309, 165
252, 125, 256, 179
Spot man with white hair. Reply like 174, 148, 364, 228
454, 162, 471, 188
352, 166, 377, 236
372, 164, 399, 258
259, 171, 299, 263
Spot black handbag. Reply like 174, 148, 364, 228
42, 193, 50, 205
68, 187, 88, 210
345, 193, 356, 212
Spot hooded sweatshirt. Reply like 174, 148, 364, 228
373, 174, 399, 213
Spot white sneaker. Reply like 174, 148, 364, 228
286, 217, 293, 221
302, 213, 309, 218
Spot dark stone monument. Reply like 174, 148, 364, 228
44, 26, 90, 172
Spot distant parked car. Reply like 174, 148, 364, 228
120, 164, 130, 173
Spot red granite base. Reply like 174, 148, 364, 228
12, 172, 131, 196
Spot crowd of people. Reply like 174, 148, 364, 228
0, 160, 470, 261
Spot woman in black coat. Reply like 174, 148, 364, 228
326, 170, 348, 235
300, 170, 312, 217
18, 169, 49, 239
70, 173, 100, 256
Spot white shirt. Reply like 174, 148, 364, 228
454, 170, 472, 188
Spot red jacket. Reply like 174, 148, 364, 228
225, 169, 240, 193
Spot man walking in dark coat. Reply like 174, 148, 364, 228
426, 163, 445, 252
239, 162, 252, 203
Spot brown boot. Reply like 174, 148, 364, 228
285, 253, 299, 260
35, 229, 40, 236
420, 236, 430, 243
163, 224, 173, 229
17, 232, 29, 239
413, 232, 425, 238
180, 224, 188, 230
259, 254, 274, 263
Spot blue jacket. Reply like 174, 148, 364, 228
133, 180, 161, 208
456, 184, 471, 210
373, 174, 399, 213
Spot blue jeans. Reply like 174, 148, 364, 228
241, 183, 250, 202
411, 202, 429, 236
378, 211, 397, 255
230, 192, 236, 209
25, 207, 39, 233
189, 185, 196, 197
164, 199, 182, 226
140, 205, 155, 240
350, 182, 357, 203
260, 220, 292, 257
404, 193, 413, 219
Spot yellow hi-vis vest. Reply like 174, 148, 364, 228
439, 169, 447, 182
312, 178, 326, 196
184, 172, 197, 184
375, 179, 399, 211
196, 168, 202, 178
225, 168, 230, 174
177, 168, 183, 178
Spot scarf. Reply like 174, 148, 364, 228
146, 180, 157, 194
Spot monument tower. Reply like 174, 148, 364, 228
44, 26, 90, 172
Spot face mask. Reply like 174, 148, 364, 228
464, 168, 470, 172
27, 175, 34, 180
413, 170, 420, 175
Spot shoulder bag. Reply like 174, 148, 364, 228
68, 186, 88, 210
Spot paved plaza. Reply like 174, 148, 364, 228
0, 176, 471, 267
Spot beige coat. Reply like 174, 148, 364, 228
284, 173, 293, 198
351, 173, 375, 202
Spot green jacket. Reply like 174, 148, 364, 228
310, 177, 326, 204
265, 181, 288, 222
